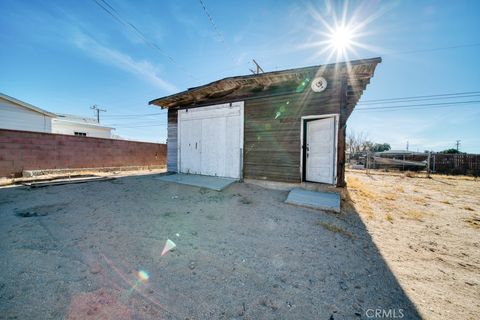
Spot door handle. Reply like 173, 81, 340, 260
195, 142, 198, 149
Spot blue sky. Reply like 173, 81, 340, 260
1, 0, 479, 152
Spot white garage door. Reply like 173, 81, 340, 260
178, 102, 243, 179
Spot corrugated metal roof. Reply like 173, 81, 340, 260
149, 57, 381, 109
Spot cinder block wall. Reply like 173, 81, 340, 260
0, 129, 166, 177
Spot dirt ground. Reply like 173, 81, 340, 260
345, 170, 480, 319
0, 172, 419, 320
0, 171, 477, 319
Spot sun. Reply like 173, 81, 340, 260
329, 26, 354, 52
299, 1, 389, 63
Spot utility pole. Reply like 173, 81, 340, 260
249, 59, 264, 74
406, 140, 409, 151
427, 151, 431, 178
91, 105, 106, 123
455, 140, 461, 151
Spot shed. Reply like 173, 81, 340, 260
150, 57, 381, 186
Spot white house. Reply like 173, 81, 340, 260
0, 92, 56, 133
0, 92, 113, 138
52, 114, 113, 138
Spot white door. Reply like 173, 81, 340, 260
305, 117, 335, 184
180, 119, 202, 174
178, 102, 243, 179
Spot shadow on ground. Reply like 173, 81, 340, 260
0, 174, 421, 319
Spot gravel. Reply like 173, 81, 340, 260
0, 173, 420, 319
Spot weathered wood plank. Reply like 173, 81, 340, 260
167, 109, 178, 172
244, 83, 342, 183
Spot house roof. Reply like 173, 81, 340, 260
0, 92, 57, 117
149, 57, 381, 109
53, 114, 114, 129
1, 92, 114, 130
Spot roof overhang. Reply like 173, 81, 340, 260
149, 57, 381, 110
51, 118, 114, 130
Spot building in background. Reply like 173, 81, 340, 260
0, 92, 113, 138
52, 114, 113, 138
0, 92, 55, 133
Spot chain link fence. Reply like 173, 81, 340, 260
347, 151, 480, 177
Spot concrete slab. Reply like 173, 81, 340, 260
155, 173, 236, 191
285, 188, 341, 212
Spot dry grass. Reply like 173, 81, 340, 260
346, 170, 479, 227
464, 216, 480, 228
315, 221, 354, 239
404, 171, 417, 178
403, 210, 426, 221
384, 193, 396, 201
345, 176, 376, 218
344, 169, 480, 319
414, 197, 428, 205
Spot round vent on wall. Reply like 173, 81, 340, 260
311, 77, 327, 92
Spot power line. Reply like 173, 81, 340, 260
197, 0, 236, 63
113, 123, 168, 128
359, 90, 480, 104
358, 99, 480, 110
102, 112, 165, 118
390, 42, 480, 55
359, 94, 480, 105
92, 0, 197, 80
271, 40, 480, 72
356, 100, 480, 112
357, 104, 476, 113
106, 120, 167, 126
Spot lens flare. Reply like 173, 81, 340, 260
138, 270, 149, 281
161, 239, 176, 256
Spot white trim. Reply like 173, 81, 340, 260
300, 113, 339, 185
239, 102, 244, 180
177, 110, 181, 173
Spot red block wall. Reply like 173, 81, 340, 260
0, 129, 167, 177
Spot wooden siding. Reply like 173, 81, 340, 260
243, 79, 348, 184
167, 108, 178, 172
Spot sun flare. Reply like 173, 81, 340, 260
301, 1, 389, 63
329, 26, 354, 52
